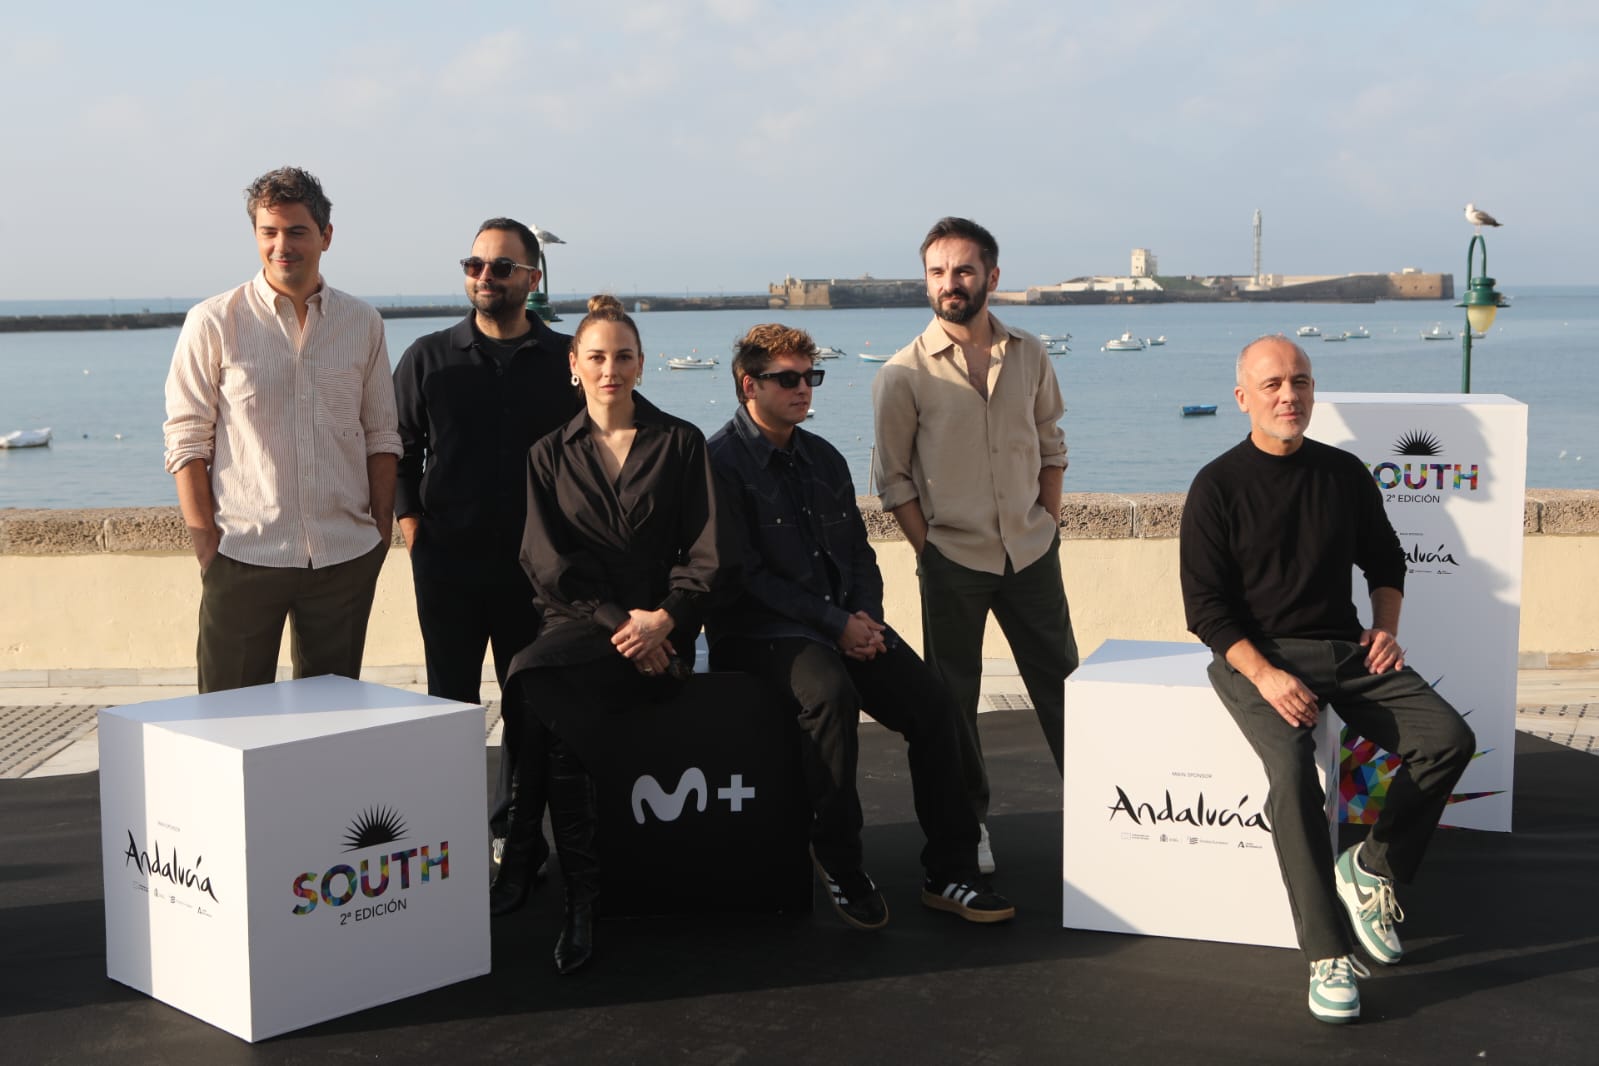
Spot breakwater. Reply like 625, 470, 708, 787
0, 295, 777, 334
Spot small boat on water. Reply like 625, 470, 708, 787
1102, 331, 1145, 352
1181, 405, 1217, 417
1145, 335, 1166, 347
1323, 333, 1347, 343
1045, 338, 1071, 355
667, 356, 719, 370
814, 346, 844, 360
0, 427, 52, 449
858, 352, 890, 363
1296, 325, 1321, 337
1421, 323, 1454, 341
1345, 326, 1370, 339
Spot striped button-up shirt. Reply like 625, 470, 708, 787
163, 272, 403, 569
872, 313, 1067, 575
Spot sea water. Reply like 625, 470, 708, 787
1, 288, 1595, 509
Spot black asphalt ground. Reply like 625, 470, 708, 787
3, 710, 1596, 1065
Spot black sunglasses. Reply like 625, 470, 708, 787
460, 256, 535, 279
753, 368, 825, 389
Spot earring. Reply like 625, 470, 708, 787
570, 373, 579, 386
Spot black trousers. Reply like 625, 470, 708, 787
712, 634, 980, 882
917, 537, 1078, 822
412, 570, 541, 837
1207, 638, 1476, 961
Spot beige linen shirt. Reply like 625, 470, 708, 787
871, 313, 1067, 575
162, 272, 403, 569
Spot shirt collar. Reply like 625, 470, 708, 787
453, 309, 554, 351
732, 405, 812, 468
912, 310, 1022, 361
251, 269, 327, 313
559, 391, 672, 444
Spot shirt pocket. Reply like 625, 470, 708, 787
314, 366, 363, 428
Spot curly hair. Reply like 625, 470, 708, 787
730, 323, 818, 404
244, 166, 332, 231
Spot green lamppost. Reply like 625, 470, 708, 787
525, 224, 565, 323
1457, 234, 1507, 392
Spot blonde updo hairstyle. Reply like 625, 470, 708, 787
570, 293, 644, 355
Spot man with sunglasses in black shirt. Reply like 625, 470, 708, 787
706, 323, 1013, 931
393, 217, 580, 914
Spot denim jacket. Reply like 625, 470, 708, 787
705, 407, 884, 649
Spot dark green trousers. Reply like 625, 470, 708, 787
917, 535, 1077, 822
196, 540, 388, 693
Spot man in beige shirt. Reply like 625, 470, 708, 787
871, 216, 1077, 871
163, 166, 402, 692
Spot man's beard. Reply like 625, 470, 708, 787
931, 287, 986, 325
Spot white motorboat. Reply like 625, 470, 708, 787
814, 346, 844, 360
1345, 326, 1371, 339
1323, 333, 1347, 343
1145, 335, 1166, 347
1102, 331, 1145, 352
858, 352, 890, 363
0, 427, 51, 449
667, 356, 719, 370
1421, 323, 1454, 341
1295, 325, 1321, 338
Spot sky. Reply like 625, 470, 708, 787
2, 1, 1595, 301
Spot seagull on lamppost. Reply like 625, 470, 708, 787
531, 225, 566, 247
1464, 203, 1502, 231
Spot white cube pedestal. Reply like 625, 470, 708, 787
1062, 640, 1341, 949
99, 676, 490, 1042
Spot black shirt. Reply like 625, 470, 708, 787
393, 311, 578, 579
706, 406, 884, 649
1180, 436, 1406, 658
508, 394, 721, 672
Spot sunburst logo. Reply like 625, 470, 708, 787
1393, 430, 1442, 456
342, 806, 408, 852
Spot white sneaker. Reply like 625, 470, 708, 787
1308, 955, 1370, 1024
977, 824, 995, 874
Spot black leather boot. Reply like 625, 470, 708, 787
548, 741, 599, 974
489, 726, 551, 916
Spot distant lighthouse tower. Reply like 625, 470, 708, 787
1252, 209, 1263, 283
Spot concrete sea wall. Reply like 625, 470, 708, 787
3, 492, 1597, 684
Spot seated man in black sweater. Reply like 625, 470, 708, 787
1179, 335, 1475, 1025
707, 323, 1013, 930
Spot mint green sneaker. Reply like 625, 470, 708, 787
1308, 955, 1370, 1024
1335, 843, 1405, 965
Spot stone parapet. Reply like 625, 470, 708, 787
9, 491, 1598, 554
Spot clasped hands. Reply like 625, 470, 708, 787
612, 608, 676, 677
837, 611, 888, 661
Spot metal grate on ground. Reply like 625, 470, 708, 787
986, 693, 1034, 712
1, 701, 505, 780
0, 705, 102, 779
1515, 704, 1599, 755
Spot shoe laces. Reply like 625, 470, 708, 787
1358, 876, 1405, 933
1312, 955, 1372, 987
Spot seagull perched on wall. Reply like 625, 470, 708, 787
531, 224, 566, 247
1464, 203, 1502, 230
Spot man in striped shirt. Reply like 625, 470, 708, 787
162, 166, 402, 693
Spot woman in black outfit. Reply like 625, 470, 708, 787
505, 294, 720, 974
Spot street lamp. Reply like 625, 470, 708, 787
1457, 234, 1508, 392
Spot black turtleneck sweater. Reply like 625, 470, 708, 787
1180, 436, 1406, 658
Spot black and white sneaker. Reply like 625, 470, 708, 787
921, 878, 1016, 923
810, 847, 889, 930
